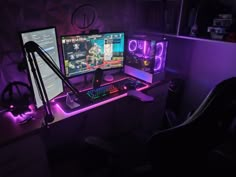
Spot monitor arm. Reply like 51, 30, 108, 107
24, 41, 80, 126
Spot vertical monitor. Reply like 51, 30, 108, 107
61, 32, 125, 77
21, 27, 63, 108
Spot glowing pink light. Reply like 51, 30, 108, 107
56, 94, 128, 116
28, 104, 34, 110
6, 108, 34, 124
54, 77, 130, 101
143, 41, 149, 58
154, 56, 162, 71
143, 41, 147, 55
128, 40, 137, 52
10, 105, 14, 109
154, 42, 164, 71
156, 42, 164, 57
55, 79, 149, 116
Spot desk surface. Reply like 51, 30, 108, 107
0, 75, 166, 146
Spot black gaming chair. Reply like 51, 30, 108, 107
148, 77, 236, 177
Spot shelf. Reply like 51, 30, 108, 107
179, 0, 236, 43
165, 34, 236, 44
133, 0, 236, 44
134, 29, 236, 44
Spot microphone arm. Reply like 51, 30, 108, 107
24, 41, 80, 125
24, 41, 80, 96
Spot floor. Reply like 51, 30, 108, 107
47, 133, 153, 177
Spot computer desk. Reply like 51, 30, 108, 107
0, 76, 169, 177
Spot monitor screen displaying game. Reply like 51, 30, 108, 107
61, 32, 125, 77
21, 27, 63, 108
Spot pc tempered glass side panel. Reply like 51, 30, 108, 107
21, 27, 63, 108
126, 39, 156, 73
126, 39, 168, 74
61, 32, 125, 78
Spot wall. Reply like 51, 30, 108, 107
2, 0, 235, 119
0, 0, 138, 94
163, 35, 236, 119
125, 29, 236, 121
164, 37, 193, 79
180, 39, 236, 117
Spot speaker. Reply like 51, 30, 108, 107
92, 68, 103, 88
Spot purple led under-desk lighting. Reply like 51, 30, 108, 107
143, 40, 148, 58
6, 105, 35, 124
56, 94, 127, 117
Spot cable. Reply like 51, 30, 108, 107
24, 41, 81, 126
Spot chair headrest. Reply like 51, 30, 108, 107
183, 77, 236, 125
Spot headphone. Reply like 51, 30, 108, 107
1, 81, 33, 116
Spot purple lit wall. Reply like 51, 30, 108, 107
180, 39, 236, 117
0, 0, 138, 95
163, 36, 236, 119
136, 31, 236, 120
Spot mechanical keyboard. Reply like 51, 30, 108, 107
55, 77, 149, 113
86, 78, 147, 101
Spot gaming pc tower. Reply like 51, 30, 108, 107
125, 38, 168, 83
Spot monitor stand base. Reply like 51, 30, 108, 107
104, 74, 114, 82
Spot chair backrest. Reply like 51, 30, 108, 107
148, 77, 236, 177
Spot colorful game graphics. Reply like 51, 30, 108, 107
61, 32, 125, 77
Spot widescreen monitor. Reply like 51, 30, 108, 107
20, 27, 63, 108
61, 32, 125, 77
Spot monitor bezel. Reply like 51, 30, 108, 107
19, 26, 64, 108
60, 31, 126, 79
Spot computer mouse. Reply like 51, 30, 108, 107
125, 82, 136, 90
